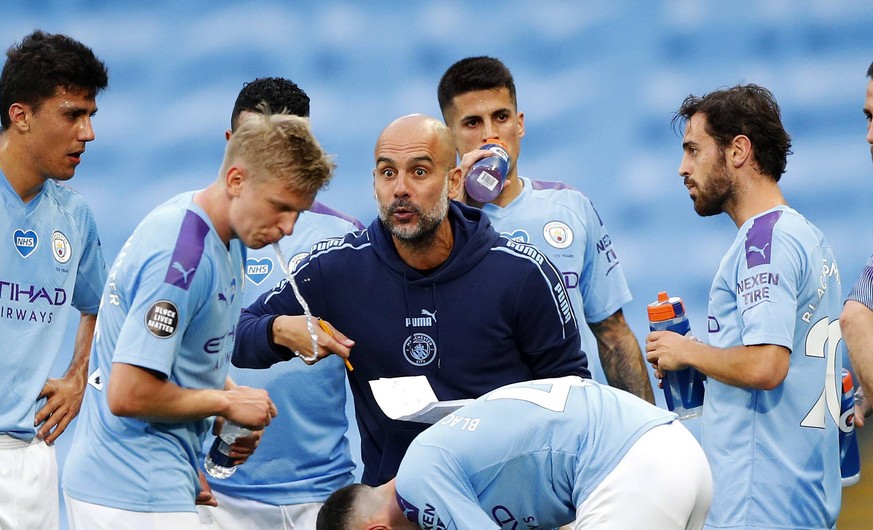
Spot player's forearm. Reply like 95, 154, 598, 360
591, 310, 655, 403
233, 312, 294, 368
841, 301, 873, 398
688, 342, 789, 389
62, 312, 97, 385
107, 362, 228, 422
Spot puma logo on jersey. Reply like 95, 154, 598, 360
171, 261, 196, 284
746, 243, 770, 259
421, 309, 437, 322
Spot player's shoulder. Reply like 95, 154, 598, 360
492, 234, 553, 271
524, 178, 598, 216
748, 207, 825, 250
306, 201, 365, 231
44, 180, 96, 216
308, 227, 372, 260
526, 178, 586, 201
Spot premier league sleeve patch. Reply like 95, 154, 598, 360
145, 300, 179, 338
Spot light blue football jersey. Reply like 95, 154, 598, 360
847, 253, 873, 310
703, 206, 842, 528
0, 173, 106, 439
395, 376, 675, 530
480, 177, 632, 384
63, 191, 245, 512
205, 202, 363, 504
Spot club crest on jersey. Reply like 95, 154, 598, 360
403, 333, 437, 366
245, 257, 273, 285
288, 252, 309, 273
13, 228, 38, 258
145, 300, 179, 338
51, 231, 72, 264
501, 229, 529, 243
543, 221, 573, 249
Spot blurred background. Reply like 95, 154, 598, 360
6, 1, 873, 527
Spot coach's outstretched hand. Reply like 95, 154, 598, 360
271, 315, 354, 365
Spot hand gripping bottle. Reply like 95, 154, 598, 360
839, 369, 861, 487
204, 420, 252, 479
647, 291, 705, 420
464, 139, 510, 203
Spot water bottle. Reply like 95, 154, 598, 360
203, 420, 251, 479
839, 369, 861, 487
464, 139, 510, 203
647, 291, 705, 420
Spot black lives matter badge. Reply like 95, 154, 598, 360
145, 300, 179, 338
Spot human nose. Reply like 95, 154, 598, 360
482, 123, 499, 143
78, 116, 95, 142
392, 172, 410, 197
867, 120, 873, 146
678, 154, 691, 179
279, 211, 299, 237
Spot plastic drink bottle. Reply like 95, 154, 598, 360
647, 291, 705, 420
464, 139, 510, 203
839, 368, 861, 487
204, 421, 252, 479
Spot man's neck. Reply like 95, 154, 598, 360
193, 183, 231, 245
0, 136, 45, 202
727, 173, 787, 227
394, 218, 454, 271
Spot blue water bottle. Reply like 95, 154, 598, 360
647, 291, 705, 420
464, 139, 510, 203
840, 368, 861, 487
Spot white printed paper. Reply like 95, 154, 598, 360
369, 376, 472, 424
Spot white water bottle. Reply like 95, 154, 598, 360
203, 420, 251, 479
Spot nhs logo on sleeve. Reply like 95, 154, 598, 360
245, 257, 273, 285
13, 228, 38, 258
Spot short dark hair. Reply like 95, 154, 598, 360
437, 56, 517, 119
230, 77, 310, 131
867, 61, 873, 79
316, 483, 368, 530
0, 30, 108, 129
673, 84, 792, 182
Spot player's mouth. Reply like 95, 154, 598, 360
68, 149, 84, 164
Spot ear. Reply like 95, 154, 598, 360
516, 111, 525, 140
727, 134, 752, 169
372, 168, 378, 201
447, 167, 463, 200
226, 166, 244, 197
225, 129, 232, 141
7, 102, 30, 131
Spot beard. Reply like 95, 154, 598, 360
691, 154, 734, 217
378, 179, 450, 249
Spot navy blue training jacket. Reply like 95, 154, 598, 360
233, 201, 590, 485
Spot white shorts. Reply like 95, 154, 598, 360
0, 434, 58, 530
65, 494, 202, 530
574, 420, 713, 530
197, 490, 322, 530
